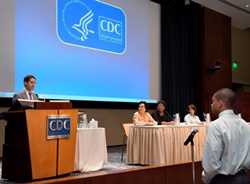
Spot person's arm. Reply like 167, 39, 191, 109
165, 111, 173, 121
10, 94, 23, 111
161, 112, 175, 125
202, 123, 223, 183
12, 94, 19, 106
196, 116, 201, 123
133, 112, 148, 125
147, 113, 157, 125
151, 112, 158, 123
133, 112, 139, 124
184, 114, 189, 122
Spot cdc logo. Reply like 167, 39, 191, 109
99, 17, 123, 44
57, 0, 126, 54
47, 115, 71, 139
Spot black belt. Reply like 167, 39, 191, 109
210, 170, 248, 184
228, 169, 247, 176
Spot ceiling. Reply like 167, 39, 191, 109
192, 0, 250, 29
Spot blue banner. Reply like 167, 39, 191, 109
57, 0, 127, 54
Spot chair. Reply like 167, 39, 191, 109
121, 123, 133, 162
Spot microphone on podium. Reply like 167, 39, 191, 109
184, 128, 199, 146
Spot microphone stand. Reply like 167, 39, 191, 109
190, 139, 196, 184
184, 129, 198, 184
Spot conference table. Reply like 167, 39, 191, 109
127, 124, 207, 165
75, 128, 108, 172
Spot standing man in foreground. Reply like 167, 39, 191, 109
12, 75, 39, 109
202, 88, 250, 184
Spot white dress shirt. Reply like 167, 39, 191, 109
184, 114, 201, 123
24, 89, 34, 100
202, 109, 250, 183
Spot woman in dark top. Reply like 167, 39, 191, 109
151, 100, 174, 125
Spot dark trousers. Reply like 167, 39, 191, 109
210, 170, 250, 184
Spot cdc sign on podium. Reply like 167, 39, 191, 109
47, 115, 71, 139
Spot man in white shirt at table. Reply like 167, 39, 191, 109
202, 88, 250, 184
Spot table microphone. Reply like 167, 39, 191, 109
184, 128, 199, 146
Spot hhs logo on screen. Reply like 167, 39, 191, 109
57, 0, 126, 54
47, 115, 71, 139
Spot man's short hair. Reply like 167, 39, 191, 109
213, 88, 236, 108
24, 75, 36, 83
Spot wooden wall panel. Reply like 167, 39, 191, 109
199, 8, 232, 113
236, 92, 250, 122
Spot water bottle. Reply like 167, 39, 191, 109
82, 114, 88, 128
89, 118, 98, 128
78, 112, 88, 128
203, 113, 207, 122
206, 113, 210, 124
78, 112, 83, 128
175, 113, 180, 125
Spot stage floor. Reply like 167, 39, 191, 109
0, 146, 209, 184
0, 146, 145, 184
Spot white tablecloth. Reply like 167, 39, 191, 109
75, 128, 107, 172
127, 124, 207, 165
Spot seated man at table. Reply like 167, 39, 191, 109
151, 100, 175, 125
133, 101, 156, 125
11, 74, 39, 110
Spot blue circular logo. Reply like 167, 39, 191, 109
62, 0, 94, 41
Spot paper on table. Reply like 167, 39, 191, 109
49, 100, 70, 103
17, 99, 45, 103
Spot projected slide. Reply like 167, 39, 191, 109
0, 0, 160, 102
57, 0, 126, 54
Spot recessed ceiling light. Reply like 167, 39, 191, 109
245, 4, 250, 8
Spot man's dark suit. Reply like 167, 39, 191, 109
11, 90, 39, 110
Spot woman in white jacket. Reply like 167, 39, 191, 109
184, 104, 201, 124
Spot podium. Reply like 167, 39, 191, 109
1, 102, 78, 182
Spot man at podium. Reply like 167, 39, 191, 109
11, 74, 39, 109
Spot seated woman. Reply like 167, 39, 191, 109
133, 101, 156, 125
151, 100, 175, 125
184, 104, 201, 124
